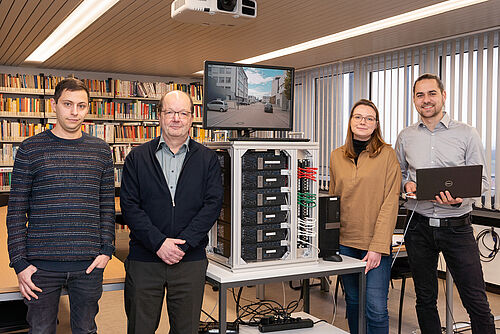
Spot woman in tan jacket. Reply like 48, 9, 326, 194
329, 99, 401, 334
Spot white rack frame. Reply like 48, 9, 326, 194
206, 141, 319, 271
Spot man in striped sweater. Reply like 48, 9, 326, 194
6, 78, 115, 333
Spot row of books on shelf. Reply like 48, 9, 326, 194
113, 144, 133, 164
115, 124, 160, 142
88, 99, 115, 119
114, 80, 203, 101
0, 167, 12, 191
0, 142, 138, 166
0, 144, 19, 165
0, 74, 44, 93
1, 120, 44, 141
0, 167, 128, 191
190, 126, 214, 143
2, 97, 160, 121
193, 105, 202, 120
0, 73, 202, 101
82, 78, 113, 97
0, 121, 161, 143
49, 100, 160, 121
0, 95, 43, 115
114, 100, 159, 120
115, 167, 122, 186
81, 123, 114, 143
0, 119, 226, 145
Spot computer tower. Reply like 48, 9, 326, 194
318, 194, 340, 260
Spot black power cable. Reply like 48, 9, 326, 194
476, 227, 499, 262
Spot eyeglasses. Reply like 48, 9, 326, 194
161, 110, 192, 119
352, 114, 377, 124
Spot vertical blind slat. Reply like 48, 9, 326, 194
496, 31, 500, 208
484, 33, 494, 208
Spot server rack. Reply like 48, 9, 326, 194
206, 141, 319, 271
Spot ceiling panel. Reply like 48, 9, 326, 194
0, 0, 499, 78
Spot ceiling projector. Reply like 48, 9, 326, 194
171, 0, 257, 26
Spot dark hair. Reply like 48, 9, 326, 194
157, 90, 194, 114
344, 99, 387, 159
53, 78, 89, 103
413, 73, 445, 95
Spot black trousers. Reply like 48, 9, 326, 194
124, 258, 208, 334
405, 213, 495, 334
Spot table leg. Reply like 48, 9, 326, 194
446, 269, 453, 334
219, 284, 227, 334
302, 279, 310, 313
358, 271, 366, 334
256, 284, 265, 300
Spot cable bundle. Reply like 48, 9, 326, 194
297, 192, 316, 208
476, 227, 499, 262
230, 287, 301, 326
297, 217, 319, 252
297, 167, 318, 181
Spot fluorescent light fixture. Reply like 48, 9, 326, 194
236, 0, 488, 64
25, 0, 119, 62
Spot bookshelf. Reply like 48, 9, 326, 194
0, 71, 204, 192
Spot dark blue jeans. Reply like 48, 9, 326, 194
340, 245, 391, 334
24, 268, 104, 334
405, 213, 495, 334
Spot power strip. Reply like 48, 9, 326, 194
258, 317, 313, 332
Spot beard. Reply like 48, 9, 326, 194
417, 100, 444, 119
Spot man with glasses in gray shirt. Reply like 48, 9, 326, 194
395, 73, 495, 333
120, 90, 223, 334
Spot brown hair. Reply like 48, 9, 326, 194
413, 73, 445, 95
344, 99, 387, 159
54, 78, 89, 103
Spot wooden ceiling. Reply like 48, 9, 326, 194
0, 0, 499, 78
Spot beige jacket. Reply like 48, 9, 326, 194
329, 144, 402, 255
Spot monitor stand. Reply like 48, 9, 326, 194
229, 129, 310, 142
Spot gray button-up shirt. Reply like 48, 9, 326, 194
155, 136, 190, 202
395, 112, 489, 218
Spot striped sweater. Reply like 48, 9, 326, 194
6, 130, 115, 274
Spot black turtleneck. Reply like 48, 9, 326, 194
353, 138, 369, 165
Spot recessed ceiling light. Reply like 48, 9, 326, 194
25, 0, 119, 63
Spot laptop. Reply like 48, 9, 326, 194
416, 165, 482, 200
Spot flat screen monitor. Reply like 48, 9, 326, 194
203, 61, 294, 133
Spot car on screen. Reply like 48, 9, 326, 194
264, 103, 273, 113
207, 100, 228, 112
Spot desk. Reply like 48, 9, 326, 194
0, 206, 125, 302
206, 257, 366, 334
